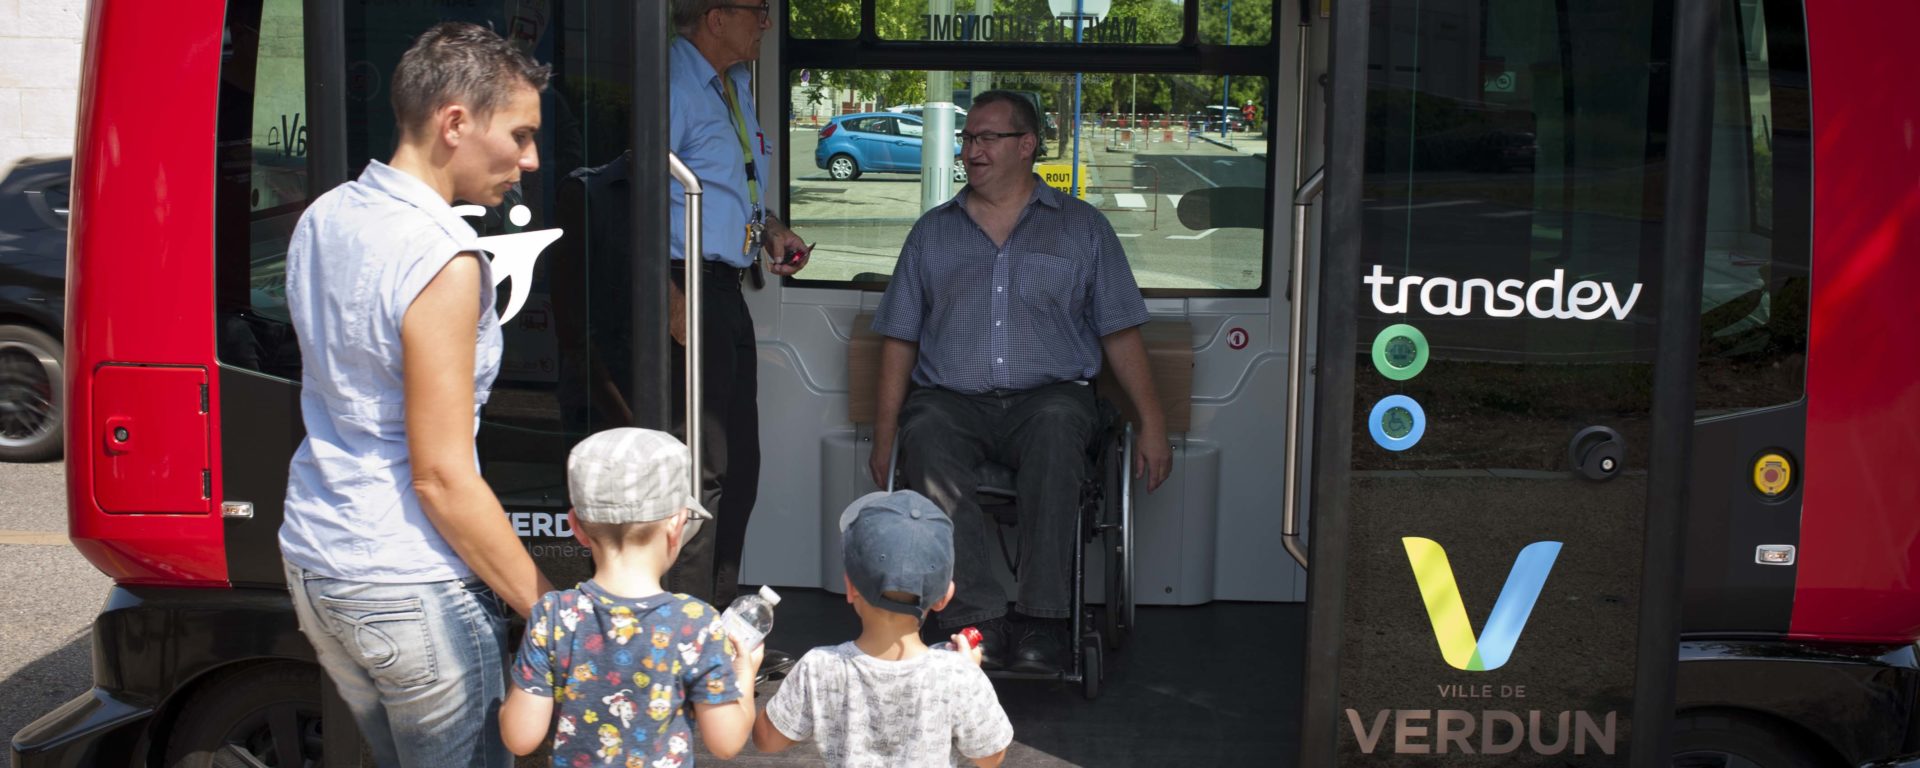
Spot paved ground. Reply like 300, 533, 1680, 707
0, 460, 112, 750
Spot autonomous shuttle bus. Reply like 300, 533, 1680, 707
13, 0, 1920, 765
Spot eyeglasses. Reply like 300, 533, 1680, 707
714, 2, 771, 20
958, 130, 1027, 147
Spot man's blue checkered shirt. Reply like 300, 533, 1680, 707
872, 179, 1149, 395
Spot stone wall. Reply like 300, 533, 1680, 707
0, 0, 86, 174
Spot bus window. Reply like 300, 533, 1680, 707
214, 0, 308, 381
786, 69, 1272, 294
1696, 0, 1808, 417
1200, 0, 1275, 46
789, 0, 859, 39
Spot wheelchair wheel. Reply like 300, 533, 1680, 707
1103, 431, 1134, 651
1104, 529, 1128, 650
1080, 635, 1103, 700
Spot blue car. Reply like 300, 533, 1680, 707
814, 112, 966, 182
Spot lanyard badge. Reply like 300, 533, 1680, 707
744, 213, 765, 261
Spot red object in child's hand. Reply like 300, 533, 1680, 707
960, 626, 984, 648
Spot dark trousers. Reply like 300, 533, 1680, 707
896, 381, 1097, 629
666, 269, 759, 608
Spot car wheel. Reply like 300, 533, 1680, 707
829, 154, 861, 181
0, 324, 62, 462
163, 662, 333, 768
952, 164, 967, 183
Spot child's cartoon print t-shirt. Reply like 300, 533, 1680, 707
512, 580, 741, 767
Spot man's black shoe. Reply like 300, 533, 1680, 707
957, 617, 1012, 671
1009, 619, 1067, 675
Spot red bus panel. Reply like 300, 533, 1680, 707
67, 0, 227, 584
1793, 0, 1920, 642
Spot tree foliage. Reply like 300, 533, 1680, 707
787, 0, 1277, 124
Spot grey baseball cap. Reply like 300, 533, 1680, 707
567, 428, 713, 525
839, 490, 954, 619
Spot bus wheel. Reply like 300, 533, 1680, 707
1671, 710, 1835, 768
164, 662, 325, 768
0, 324, 61, 463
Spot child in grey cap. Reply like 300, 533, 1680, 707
752, 490, 1014, 767
501, 428, 764, 765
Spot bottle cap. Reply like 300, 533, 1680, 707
759, 585, 782, 605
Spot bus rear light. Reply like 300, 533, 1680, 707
1756, 545, 1796, 566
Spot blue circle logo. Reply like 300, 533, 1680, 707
1368, 395, 1427, 451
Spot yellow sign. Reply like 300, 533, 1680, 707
1753, 453, 1793, 497
1034, 163, 1089, 199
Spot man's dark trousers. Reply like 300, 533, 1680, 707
667, 264, 759, 609
897, 381, 1097, 629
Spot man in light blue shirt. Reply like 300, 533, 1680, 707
665, 0, 810, 611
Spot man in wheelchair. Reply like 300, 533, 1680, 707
866, 91, 1174, 675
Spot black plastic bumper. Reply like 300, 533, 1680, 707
9, 584, 310, 768
9, 687, 150, 768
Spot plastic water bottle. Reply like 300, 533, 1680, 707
721, 585, 781, 651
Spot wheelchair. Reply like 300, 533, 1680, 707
885, 395, 1137, 700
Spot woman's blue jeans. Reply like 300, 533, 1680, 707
284, 561, 512, 768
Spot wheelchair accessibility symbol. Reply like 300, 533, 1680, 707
1228, 327, 1250, 350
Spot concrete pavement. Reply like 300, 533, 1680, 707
0, 461, 112, 750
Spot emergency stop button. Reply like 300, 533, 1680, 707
1753, 452, 1794, 498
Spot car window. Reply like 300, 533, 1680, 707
897, 118, 923, 138
848, 116, 894, 135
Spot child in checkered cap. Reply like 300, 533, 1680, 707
752, 490, 1014, 767
501, 428, 764, 765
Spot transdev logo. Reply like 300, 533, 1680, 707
454, 204, 564, 324
1402, 537, 1562, 672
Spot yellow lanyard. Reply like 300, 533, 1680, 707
720, 76, 760, 212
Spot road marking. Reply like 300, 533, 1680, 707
1370, 199, 1481, 211
0, 531, 70, 547
1173, 157, 1221, 188
1118, 233, 1143, 238
1169, 228, 1219, 241
1480, 209, 1533, 218
1114, 193, 1149, 209
1167, 193, 1183, 210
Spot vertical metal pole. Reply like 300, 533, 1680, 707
632, 1, 673, 431
668, 155, 705, 490
923, 0, 956, 211
1280, 11, 1317, 570
971, 0, 994, 96
1222, 0, 1233, 138
1070, 0, 1085, 197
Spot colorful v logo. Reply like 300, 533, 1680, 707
1402, 537, 1562, 672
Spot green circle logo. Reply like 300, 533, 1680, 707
1371, 324, 1430, 380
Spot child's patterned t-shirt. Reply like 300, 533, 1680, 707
512, 580, 741, 767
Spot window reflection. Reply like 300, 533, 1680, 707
787, 69, 1271, 293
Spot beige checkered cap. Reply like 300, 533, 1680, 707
566, 428, 713, 525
